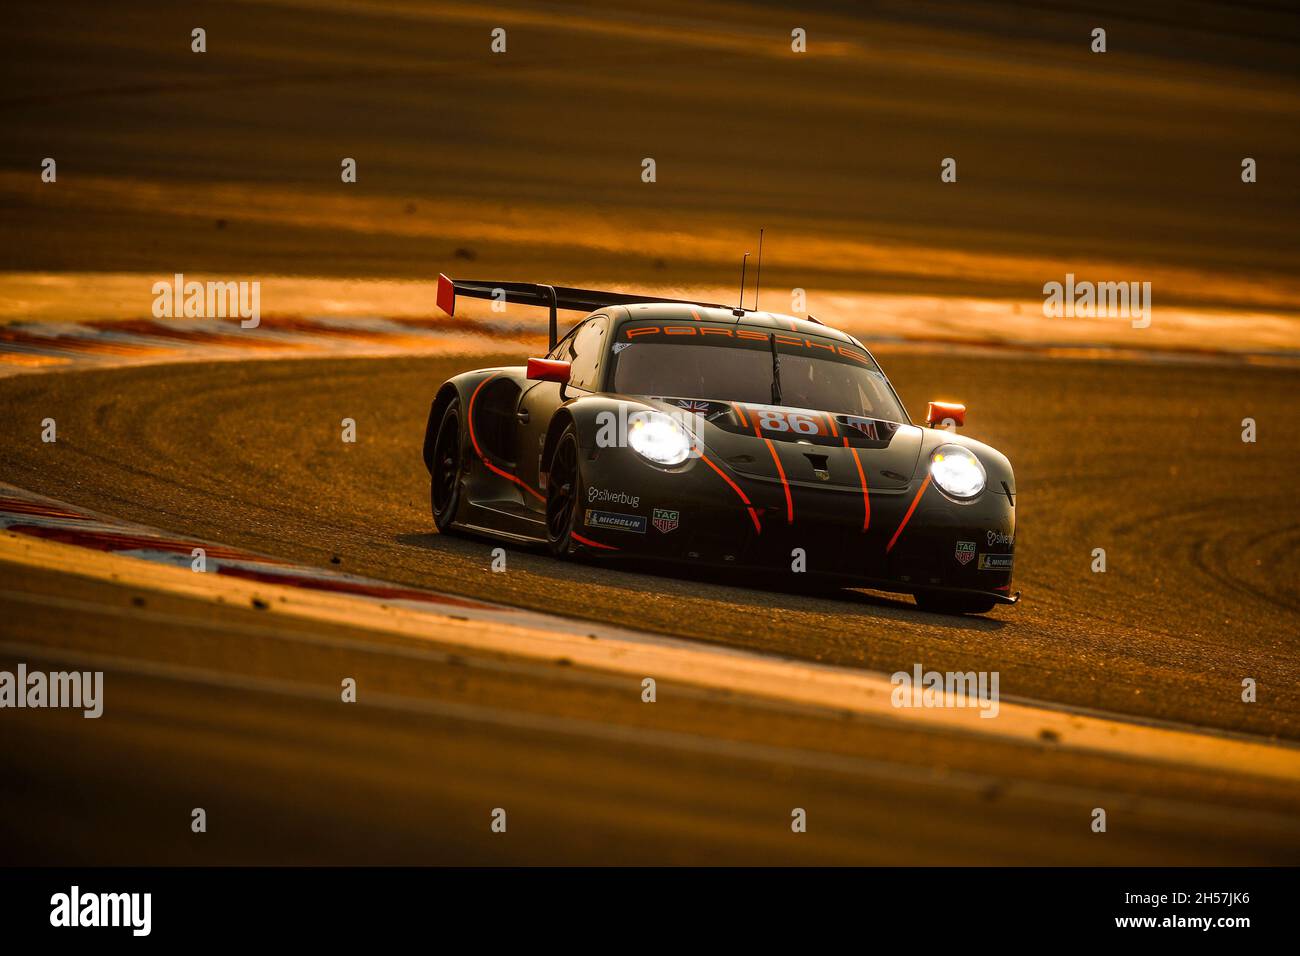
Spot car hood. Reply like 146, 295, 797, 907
639, 395, 925, 491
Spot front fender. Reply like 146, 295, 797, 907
540, 394, 658, 475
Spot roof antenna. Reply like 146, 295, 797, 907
753, 228, 764, 312
735, 252, 749, 315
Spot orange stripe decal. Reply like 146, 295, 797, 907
484, 459, 545, 502
701, 454, 762, 534
846, 440, 870, 531
469, 373, 546, 503
466, 373, 498, 459
732, 402, 749, 428
572, 531, 619, 551
765, 439, 794, 523
750, 415, 793, 524
825, 413, 839, 438
886, 475, 930, 553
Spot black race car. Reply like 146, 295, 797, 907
423, 274, 1018, 613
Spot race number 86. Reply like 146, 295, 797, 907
757, 409, 824, 435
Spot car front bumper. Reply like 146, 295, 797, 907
571, 448, 1017, 601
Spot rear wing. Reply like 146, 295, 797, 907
436, 273, 730, 350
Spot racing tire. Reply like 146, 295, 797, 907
430, 398, 465, 533
546, 426, 583, 558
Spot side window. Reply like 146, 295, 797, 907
547, 325, 578, 361
566, 316, 607, 391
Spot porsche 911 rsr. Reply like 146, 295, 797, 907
423, 275, 1018, 614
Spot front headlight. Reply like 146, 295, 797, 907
929, 444, 986, 499
627, 411, 693, 466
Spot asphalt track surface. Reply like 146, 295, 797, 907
2, 350, 1298, 864
4, 351, 1298, 734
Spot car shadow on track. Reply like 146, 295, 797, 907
395, 531, 1008, 633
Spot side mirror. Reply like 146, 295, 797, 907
926, 401, 966, 429
527, 358, 571, 384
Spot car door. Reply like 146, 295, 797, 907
516, 315, 607, 509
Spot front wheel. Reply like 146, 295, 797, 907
430, 398, 465, 533
546, 427, 582, 557
914, 591, 998, 615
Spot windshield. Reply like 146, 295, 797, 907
609, 330, 908, 423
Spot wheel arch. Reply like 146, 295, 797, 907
423, 367, 523, 474
422, 381, 464, 474
540, 407, 579, 488
539, 393, 630, 477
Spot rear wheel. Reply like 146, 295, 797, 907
430, 398, 465, 533
914, 591, 998, 615
546, 427, 581, 557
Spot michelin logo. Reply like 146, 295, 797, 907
585, 510, 647, 533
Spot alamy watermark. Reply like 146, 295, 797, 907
595, 402, 705, 457
891, 663, 999, 718
152, 272, 261, 328
0, 664, 102, 718
1042, 273, 1150, 329
50, 886, 150, 936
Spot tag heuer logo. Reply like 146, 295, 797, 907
652, 508, 680, 533
955, 541, 976, 565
